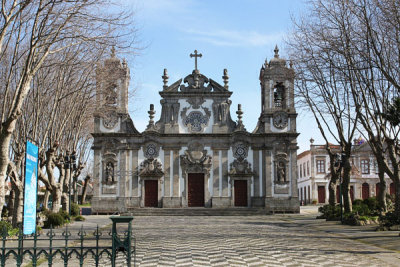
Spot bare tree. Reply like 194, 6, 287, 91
0, 0, 136, 216
287, 0, 360, 212
288, 0, 400, 214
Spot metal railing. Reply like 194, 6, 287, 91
0, 219, 135, 267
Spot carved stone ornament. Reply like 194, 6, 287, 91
181, 107, 211, 133
229, 159, 254, 176
233, 142, 248, 160
144, 143, 159, 159
102, 110, 118, 129
180, 142, 212, 174
139, 158, 164, 177
273, 111, 288, 129
187, 97, 205, 109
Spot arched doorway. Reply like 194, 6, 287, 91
362, 183, 369, 200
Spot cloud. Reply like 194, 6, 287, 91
183, 29, 283, 47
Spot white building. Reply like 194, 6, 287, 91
297, 138, 395, 204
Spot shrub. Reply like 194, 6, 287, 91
363, 197, 378, 213
352, 203, 370, 216
312, 199, 318, 205
44, 213, 64, 228
352, 199, 363, 206
379, 212, 400, 227
71, 203, 80, 217
58, 209, 70, 222
74, 215, 85, 221
317, 204, 341, 220
0, 221, 18, 236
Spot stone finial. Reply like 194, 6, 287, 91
274, 45, 279, 58
222, 69, 229, 89
235, 104, 246, 131
289, 60, 293, 68
310, 137, 314, 144
162, 69, 169, 89
122, 58, 127, 67
237, 104, 243, 121
264, 58, 268, 67
111, 46, 116, 58
146, 104, 156, 131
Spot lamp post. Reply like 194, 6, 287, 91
64, 150, 77, 216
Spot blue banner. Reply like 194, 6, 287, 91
23, 141, 39, 235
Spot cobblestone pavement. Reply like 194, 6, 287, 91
5, 213, 400, 266
132, 215, 400, 267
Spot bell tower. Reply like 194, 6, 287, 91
94, 47, 137, 134
254, 46, 296, 133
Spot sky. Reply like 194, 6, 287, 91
117, 0, 320, 153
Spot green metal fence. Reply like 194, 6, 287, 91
0, 216, 135, 267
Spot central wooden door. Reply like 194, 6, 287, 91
234, 180, 247, 207
145, 180, 158, 207
188, 173, 204, 207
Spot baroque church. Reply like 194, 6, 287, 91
91, 47, 300, 213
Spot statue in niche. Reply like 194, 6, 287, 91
213, 100, 231, 124
105, 162, 114, 182
277, 161, 286, 182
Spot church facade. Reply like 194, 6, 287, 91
91, 48, 300, 213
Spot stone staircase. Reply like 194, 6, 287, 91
123, 208, 271, 216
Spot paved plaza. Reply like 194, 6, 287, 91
7, 207, 400, 266
131, 213, 400, 267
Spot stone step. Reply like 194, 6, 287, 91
122, 208, 270, 216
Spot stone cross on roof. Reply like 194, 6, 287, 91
190, 50, 202, 71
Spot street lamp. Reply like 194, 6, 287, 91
64, 150, 77, 216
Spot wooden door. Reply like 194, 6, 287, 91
362, 183, 370, 200
234, 180, 247, 207
188, 173, 204, 207
350, 186, 354, 202
145, 180, 158, 207
390, 183, 395, 195
318, 186, 325, 204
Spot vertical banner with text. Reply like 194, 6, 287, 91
23, 141, 39, 235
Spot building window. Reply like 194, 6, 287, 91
307, 161, 310, 176
303, 163, 306, 177
316, 160, 325, 173
361, 159, 370, 174
300, 164, 302, 178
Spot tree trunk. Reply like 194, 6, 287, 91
51, 188, 62, 213
11, 185, 23, 228
44, 190, 50, 210
0, 130, 14, 219
81, 176, 90, 204
395, 178, 400, 217
328, 178, 337, 206
7, 187, 15, 221
377, 170, 387, 212
342, 157, 352, 213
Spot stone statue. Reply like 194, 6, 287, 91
105, 162, 114, 182
277, 161, 286, 182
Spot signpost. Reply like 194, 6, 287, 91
23, 140, 39, 235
